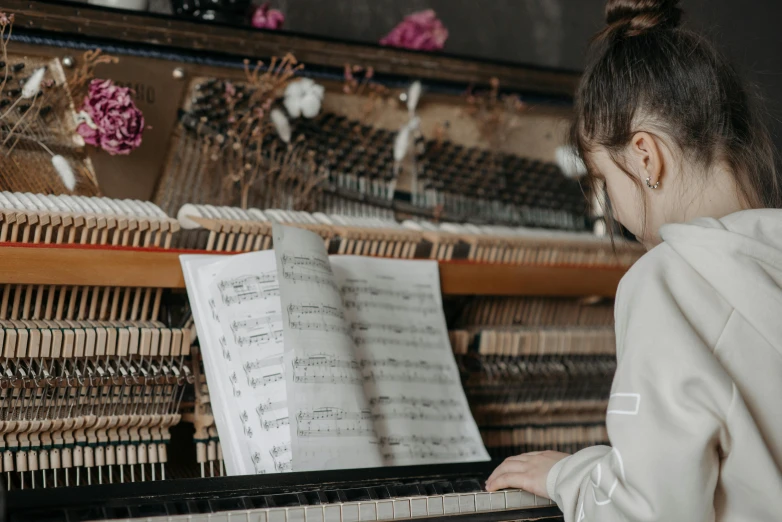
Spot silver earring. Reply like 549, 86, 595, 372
646, 177, 660, 189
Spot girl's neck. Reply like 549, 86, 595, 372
680, 164, 747, 223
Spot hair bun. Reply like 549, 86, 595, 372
605, 0, 682, 35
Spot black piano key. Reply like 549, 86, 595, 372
371, 485, 392, 499
65, 506, 105, 521
209, 497, 246, 513
343, 488, 372, 502
268, 493, 301, 507
299, 492, 321, 505
244, 495, 269, 509
163, 501, 192, 515
452, 479, 483, 493
129, 503, 169, 518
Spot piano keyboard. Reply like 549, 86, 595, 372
173, 204, 642, 268
7, 464, 562, 522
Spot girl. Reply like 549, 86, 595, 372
486, 0, 782, 520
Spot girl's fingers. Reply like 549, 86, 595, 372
487, 459, 530, 483
486, 472, 528, 492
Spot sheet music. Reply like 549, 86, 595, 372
181, 251, 292, 476
331, 256, 490, 466
273, 224, 384, 471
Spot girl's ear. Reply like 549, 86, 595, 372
629, 132, 664, 189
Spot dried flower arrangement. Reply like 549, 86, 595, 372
0, 14, 101, 195
380, 10, 449, 52
156, 54, 329, 213
69, 49, 146, 156
464, 77, 527, 152
251, 3, 285, 30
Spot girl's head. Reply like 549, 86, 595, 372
574, 0, 782, 248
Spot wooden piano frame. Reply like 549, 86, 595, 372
0, 243, 624, 298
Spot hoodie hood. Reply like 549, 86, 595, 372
659, 209, 782, 351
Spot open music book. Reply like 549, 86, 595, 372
181, 224, 490, 475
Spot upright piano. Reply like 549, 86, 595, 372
0, 2, 640, 520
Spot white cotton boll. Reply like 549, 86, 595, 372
283, 97, 302, 118
51, 155, 76, 191
311, 83, 325, 100
556, 145, 587, 178
300, 93, 322, 119
270, 108, 291, 143
407, 81, 422, 115
22, 67, 46, 99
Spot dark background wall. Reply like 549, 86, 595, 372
148, 0, 782, 142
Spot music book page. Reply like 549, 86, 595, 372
183, 224, 489, 475
272, 224, 384, 471
331, 256, 490, 465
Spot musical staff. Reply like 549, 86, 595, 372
343, 299, 438, 316
281, 253, 332, 274
288, 304, 344, 320
289, 320, 350, 336
243, 355, 284, 372
361, 359, 455, 385
249, 372, 284, 388
352, 335, 441, 350
219, 273, 280, 305
219, 336, 231, 361
369, 395, 465, 422
240, 410, 253, 438
292, 354, 363, 385
271, 442, 290, 458
229, 372, 241, 397
263, 416, 290, 431
230, 313, 284, 347
256, 399, 287, 415
340, 282, 435, 302
296, 407, 376, 438
281, 253, 337, 290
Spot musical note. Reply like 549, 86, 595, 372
288, 304, 344, 320
343, 299, 438, 316
243, 355, 284, 375
288, 320, 350, 336
360, 359, 455, 385
219, 336, 231, 361
240, 410, 253, 438
292, 355, 362, 385
249, 372, 283, 388
270, 442, 290, 458
263, 416, 290, 431
352, 335, 441, 350
251, 452, 267, 474
229, 372, 241, 397
281, 253, 332, 273
296, 407, 376, 438
351, 323, 439, 335
369, 396, 460, 409
219, 273, 280, 305
281, 253, 338, 290
340, 283, 435, 302
256, 399, 287, 415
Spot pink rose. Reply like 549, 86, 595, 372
379, 9, 448, 52
76, 79, 144, 156
251, 3, 284, 30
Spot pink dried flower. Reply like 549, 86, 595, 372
379, 9, 448, 52
251, 3, 284, 30
76, 79, 145, 156
0, 13, 14, 26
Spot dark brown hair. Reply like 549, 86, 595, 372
573, 0, 782, 234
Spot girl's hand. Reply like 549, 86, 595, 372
485, 451, 570, 498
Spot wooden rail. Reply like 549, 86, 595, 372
0, 244, 624, 297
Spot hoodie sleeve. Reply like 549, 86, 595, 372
545, 250, 735, 522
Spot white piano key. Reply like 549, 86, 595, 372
189, 516, 210, 522
304, 506, 324, 522
166, 516, 192, 522
426, 496, 443, 515
458, 494, 476, 513
341, 503, 360, 522
392, 499, 411, 519
475, 493, 491, 512
226, 511, 251, 521
409, 498, 427, 517
489, 492, 507, 510
267, 508, 287, 522
376, 501, 394, 520
209, 514, 229, 522
358, 502, 377, 521
520, 491, 536, 506
505, 490, 523, 509
323, 505, 341, 522
287, 507, 305, 522
442, 495, 459, 514
250, 512, 267, 522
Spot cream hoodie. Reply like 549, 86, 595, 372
546, 209, 782, 522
